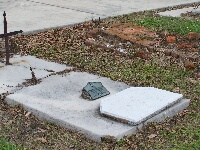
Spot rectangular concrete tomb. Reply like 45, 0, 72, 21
100, 87, 184, 125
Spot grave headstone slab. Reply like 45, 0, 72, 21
100, 87, 184, 125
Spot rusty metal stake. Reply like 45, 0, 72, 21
3, 11, 10, 65
0, 11, 23, 65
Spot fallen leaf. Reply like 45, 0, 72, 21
38, 127, 47, 133
37, 137, 47, 143
25, 112, 31, 117
147, 134, 157, 139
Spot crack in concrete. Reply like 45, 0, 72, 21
26, 0, 105, 17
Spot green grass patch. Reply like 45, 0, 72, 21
168, 128, 200, 150
133, 16, 200, 35
0, 138, 24, 150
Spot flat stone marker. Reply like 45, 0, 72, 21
100, 87, 184, 125
82, 82, 110, 100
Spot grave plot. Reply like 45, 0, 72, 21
5, 70, 190, 142
85, 21, 200, 75
85, 23, 157, 59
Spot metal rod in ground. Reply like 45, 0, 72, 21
1, 11, 23, 65
3, 11, 10, 65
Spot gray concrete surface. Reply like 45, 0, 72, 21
6, 70, 131, 142
159, 6, 200, 17
0, 0, 199, 34
100, 87, 183, 125
0, 55, 70, 94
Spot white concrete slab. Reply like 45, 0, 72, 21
9, 55, 68, 72
100, 87, 183, 125
159, 6, 200, 17
6, 72, 131, 141
0, 55, 69, 94
0, 0, 199, 33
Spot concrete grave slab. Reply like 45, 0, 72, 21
100, 87, 184, 125
6, 72, 131, 142
0, 55, 69, 94
159, 6, 200, 17
2, 55, 190, 142
5, 75, 190, 142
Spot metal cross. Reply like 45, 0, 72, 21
0, 11, 23, 65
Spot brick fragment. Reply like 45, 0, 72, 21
184, 61, 195, 70
135, 50, 150, 60
166, 36, 176, 44
85, 39, 96, 46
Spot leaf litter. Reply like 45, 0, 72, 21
1, 3, 200, 149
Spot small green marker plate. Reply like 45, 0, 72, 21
82, 82, 110, 100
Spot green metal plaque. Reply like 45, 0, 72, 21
82, 82, 110, 100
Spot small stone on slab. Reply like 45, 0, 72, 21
100, 87, 183, 125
